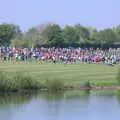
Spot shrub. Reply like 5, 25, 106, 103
0, 70, 43, 92
82, 81, 92, 89
0, 70, 64, 92
0, 71, 14, 92
44, 79, 64, 92
13, 72, 41, 90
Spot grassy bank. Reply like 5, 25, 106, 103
0, 71, 64, 92
0, 62, 119, 92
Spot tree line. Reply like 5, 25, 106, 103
0, 23, 120, 48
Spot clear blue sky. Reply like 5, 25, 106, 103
0, 0, 120, 31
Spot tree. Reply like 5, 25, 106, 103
99, 29, 117, 48
23, 28, 42, 47
74, 24, 90, 40
90, 30, 100, 44
3, 22, 120, 48
0, 24, 21, 46
11, 39, 29, 47
112, 25, 120, 42
74, 24, 91, 47
61, 26, 79, 47
41, 24, 63, 47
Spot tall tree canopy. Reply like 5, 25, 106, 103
61, 26, 79, 47
99, 29, 117, 48
0, 24, 21, 46
1, 23, 120, 48
41, 24, 63, 46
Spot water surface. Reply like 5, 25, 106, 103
0, 91, 120, 120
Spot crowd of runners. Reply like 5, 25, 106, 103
0, 46, 120, 65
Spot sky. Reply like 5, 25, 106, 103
0, 0, 120, 31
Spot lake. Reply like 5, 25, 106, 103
0, 90, 120, 120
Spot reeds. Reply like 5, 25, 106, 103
0, 71, 64, 92
0, 71, 41, 92
44, 78, 64, 92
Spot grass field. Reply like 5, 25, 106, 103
0, 61, 119, 87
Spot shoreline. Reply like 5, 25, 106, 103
64, 86, 120, 90
0, 86, 120, 93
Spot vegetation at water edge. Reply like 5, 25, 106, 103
116, 68, 120, 84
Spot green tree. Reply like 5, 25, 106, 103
0, 24, 21, 46
113, 25, 120, 42
5, 23, 120, 48
41, 24, 63, 47
23, 28, 42, 47
74, 24, 91, 47
75, 24, 90, 40
99, 29, 117, 48
90, 30, 100, 45
61, 26, 79, 47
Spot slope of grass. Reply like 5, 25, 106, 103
0, 61, 119, 88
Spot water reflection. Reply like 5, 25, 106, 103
0, 90, 91, 120
0, 89, 120, 104
116, 90, 120, 104
64, 90, 90, 99
90, 90, 116, 96
41, 92, 64, 117
0, 92, 39, 105
0, 94, 27, 105
0, 90, 120, 120
0, 93, 31, 120
42, 92, 64, 101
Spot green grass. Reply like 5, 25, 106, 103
0, 61, 119, 88
117, 68, 120, 84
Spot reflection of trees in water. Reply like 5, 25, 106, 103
0, 91, 90, 120
43, 92, 64, 101
116, 90, 120, 104
43, 92, 64, 120
63, 90, 90, 114
91, 90, 116, 96
64, 90, 90, 100
0, 93, 31, 120
0, 92, 39, 120
0, 92, 37, 105
43, 90, 90, 120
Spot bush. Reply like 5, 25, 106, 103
0, 70, 64, 92
13, 72, 41, 90
82, 81, 92, 89
44, 79, 64, 92
0, 71, 42, 92
0, 71, 9, 92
